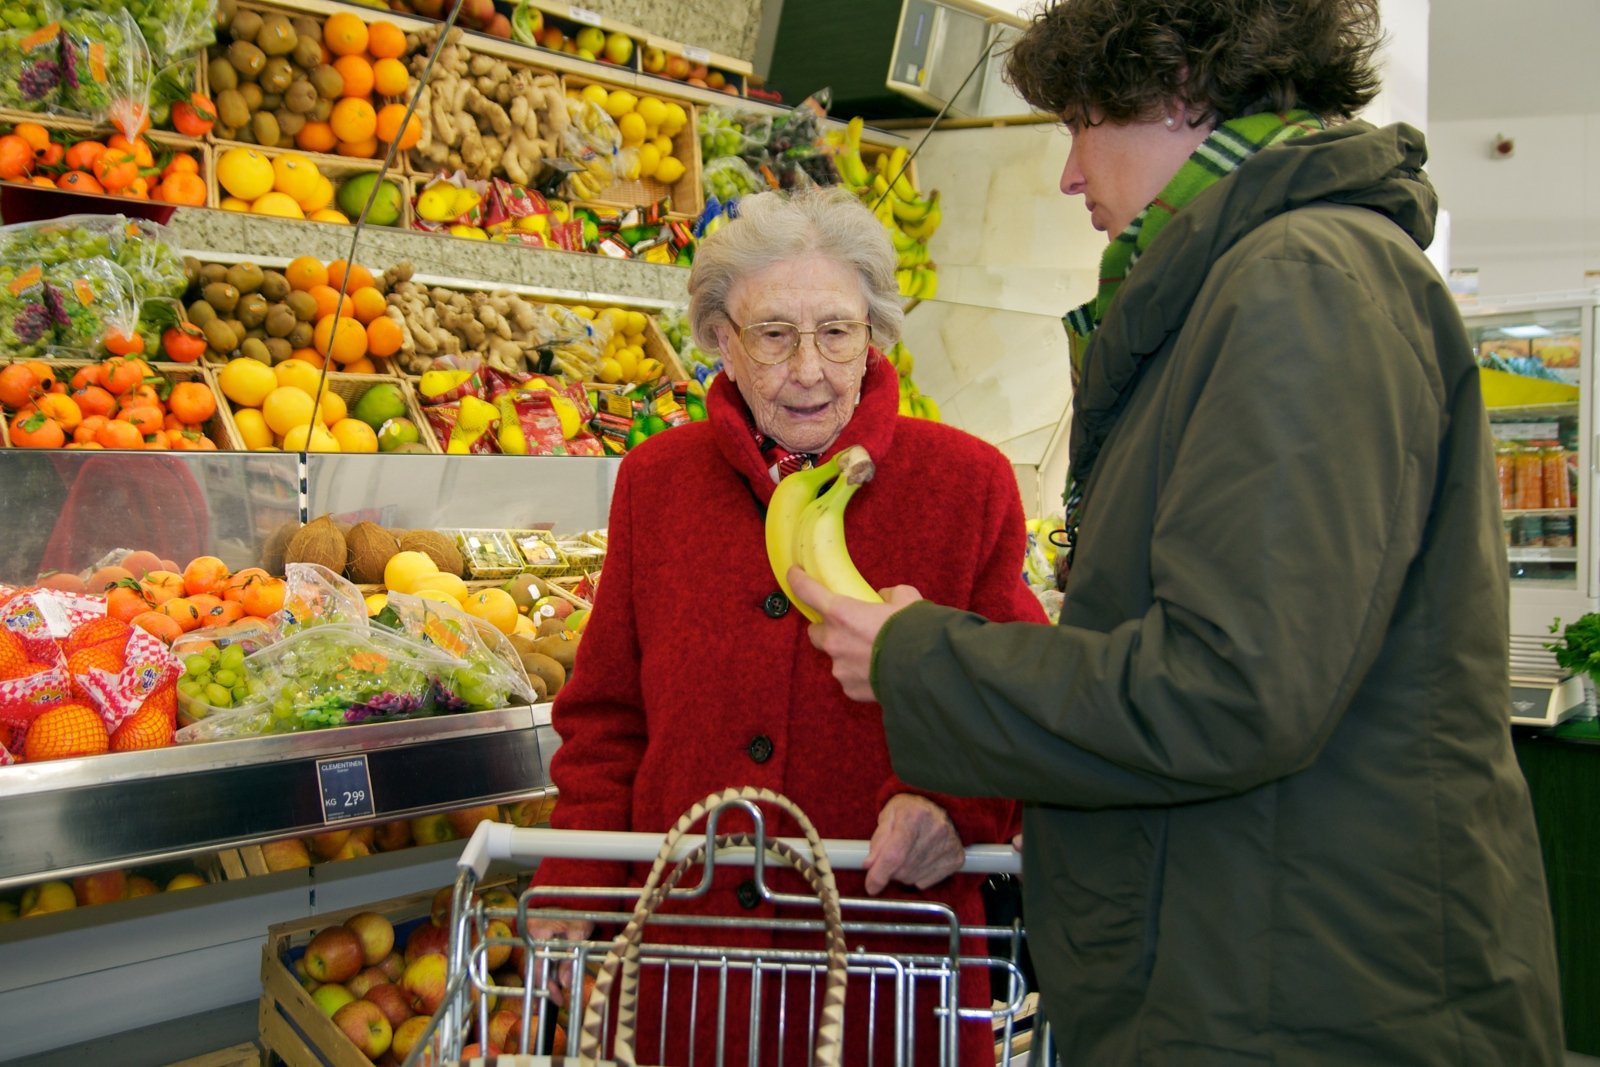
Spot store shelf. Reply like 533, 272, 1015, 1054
1507, 547, 1579, 563
1486, 402, 1580, 419
0, 705, 559, 891
1503, 508, 1579, 517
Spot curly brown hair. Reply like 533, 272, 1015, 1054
1004, 0, 1382, 127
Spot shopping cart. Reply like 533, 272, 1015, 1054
400, 787, 1051, 1067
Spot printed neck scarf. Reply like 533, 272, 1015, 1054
1056, 110, 1325, 577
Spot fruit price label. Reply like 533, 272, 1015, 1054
568, 5, 602, 25
683, 45, 711, 64
316, 755, 376, 823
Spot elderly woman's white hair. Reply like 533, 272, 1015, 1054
687, 187, 904, 355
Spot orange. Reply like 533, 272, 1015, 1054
332, 55, 375, 99
374, 104, 422, 150
327, 260, 376, 293
0, 363, 41, 408
160, 597, 202, 632
330, 97, 377, 144
63, 617, 132, 656
285, 256, 329, 292
372, 57, 409, 97
366, 316, 403, 357
342, 356, 378, 373
129, 610, 183, 644
110, 700, 175, 751
366, 20, 406, 59
12, 122, 50, 152
314, 316, 368, 365
295, 121, 338, 154
290, 348, 326, 369
308, 284, 356, 320
24, 703, 109, 761
323, 12, 369, 56
67, 642, 125, 678
182, 556, 231, 597
330, 417, 378, 453
349, 286, 387, 324
335, 138, 378, 160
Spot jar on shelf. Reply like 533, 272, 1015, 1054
1542, 441, 1572, 509
1514, 443, 1545, 511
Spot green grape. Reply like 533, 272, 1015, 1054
184, 655, 209, 678
204, 683, 233, 707
212, 669, 237, 688
205, 646, 221, 664
177, 678, 204, 699
219, 645, 246, 671
231, 684, 249, 702
272, 699, 294, 720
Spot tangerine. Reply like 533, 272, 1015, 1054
372, 57, 409, 97
106, 585, 153, 623
96, 420, 144, 449
0, 135, 35, 180
154, 172, 207, 206
24, 703, 110, 761
72, 384, 115, 419
130, 610, 183, 644
10, 411, 64, 449
140, 570, 186, 605
12, 122, 49, 152
334, 137, 378, 160
182, 556, 231, 597
332, 55, 375, 99
323, 12, 369, 56
0, 363, 41, 409
199, 601, 246, 628
314, 316, 368, 365
366, 20, 406, 58
295, 121, 338, 154
222, 567, 271, 602
374, 104, 421, 150
160, 597, 202, 632
327, 260, 376, 293
168, 381, 217, 425
366, 316, 403, 358
285, 256, 329, 292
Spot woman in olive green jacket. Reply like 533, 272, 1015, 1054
792, 0, 1564, 1062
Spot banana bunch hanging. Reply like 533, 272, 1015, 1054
765, 446, 883, 621
830, 117, 941, 301
882, 341, 941, 422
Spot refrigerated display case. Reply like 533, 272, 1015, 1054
1465, 294, 1598, 724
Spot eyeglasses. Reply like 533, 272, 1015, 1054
731, 318, 872, 366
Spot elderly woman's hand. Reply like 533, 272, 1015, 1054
789, 567, 922, 702
863, 793, 964, 895
524, 915, 595, 1006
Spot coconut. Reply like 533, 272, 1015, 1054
261, 520, 299, 575
398, 529, 464, 577
347, 522, 400, 584
285, 516, 348, 573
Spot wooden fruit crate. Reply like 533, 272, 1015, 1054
404, 50, 564, 189
0, 361, 241, 451
0, 115, 211, 206
563, 75, 702, 218
208, 142, 412, 229
216, 371, 439, 454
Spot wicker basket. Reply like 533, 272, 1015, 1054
216, 371, 439, 453
564, 75, 702, 217
207, 141, 412, 229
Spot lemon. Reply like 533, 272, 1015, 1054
651, 135, 673, 157
273, 359, 324, 396
550, 394, 581, 439
216, 147, 275, 200
412, 571, 470, 602
635, 96, 667, 130
309, 209, 350, 225
232, 407, 274, 450
598, 357, 623, 384
218, 358, 277, 407
579, 83, 609, 109
635, 357, 665, 382
329, 417, 378, 452
570, 305, 596, 320
416, 184, 458, 223
660, 103, 688, 136
364, 593, 388, 616
319, 390, 348, 427
617, 112, 647, 147
299, 173, 336, 213
448, 225, 488, 240
625, 311, 649, 335
513, 614, 538, 635
416, 589, 463, 609
219, 196, 252, 213
384, 550, 440, 594
281, 422, 341, 452
653, 157, 686, 185
636, 143, 662, 179
262, 386, 317, 436
602, 89, 637, 118
613, 347, 638, 381
601, 307, 629, 331
252, 191, 306, 219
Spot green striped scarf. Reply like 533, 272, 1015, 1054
1063, 110, 1325, 381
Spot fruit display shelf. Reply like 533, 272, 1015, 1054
1, 361, 241, 451
0, 702, 559, 892
206, 143, 416, 227
562, 74, 703, 218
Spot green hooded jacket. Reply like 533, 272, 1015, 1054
874, 122, 1563, 1064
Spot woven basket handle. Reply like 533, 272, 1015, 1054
574, 787, 849, 1067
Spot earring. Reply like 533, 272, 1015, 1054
1164, 115, 1178, 129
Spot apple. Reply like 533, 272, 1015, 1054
346, 911, 396, 965
305, 926, 366, 983
664, 54, 691, 80
402, 953, 449, 1015
411, 0, 443, 15
460, 1043, 500, 1058
125, 875, 160, 898
445, 804, 502, 840
294, 956, 320, 992
312, 982, 356, 1017
478, 917, 514, 970
408, 813, 458, 846
603, 32, 633, 65
308, 829, 352, 861
480, 886, 519, 913
261, 839, 314, 872
486, 1008, 519, 1053
331, 838, 372, 862
486, 14, 511, 38
73, 870, 127, 906
574, 26, 605, 55
707, 71, 726, 90
363, 982, 413, 1029
431, 885, 455, 928
373, 820, 413, 852
166, 873, 206, 891
406, 922, 450, 963
532, 596, 573, 620
563, 39, 579, 55
519, 7, 542, 36
537, 26, 565, 50
642, 46, 666, 73
378, 950, 406, 983
392, 1014, 432, 1061
333, 998, 393, 1060
349, 826, 377, 849
689, 62, 710, 81
686, 77, 709, 89
348, 965, 391, 999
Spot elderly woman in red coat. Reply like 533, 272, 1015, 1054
529, 186, 1045, 1065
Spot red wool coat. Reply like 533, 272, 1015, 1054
534, 354, 1046, 1064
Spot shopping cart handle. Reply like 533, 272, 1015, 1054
459, 822, 1021, 880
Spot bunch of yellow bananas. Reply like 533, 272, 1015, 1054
883, 341, 941, 421
831, 117, 941, 300
563, 96, 621, 202
765, 446, 883, 620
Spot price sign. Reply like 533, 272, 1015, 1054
682, 45, 710, 64
317, 755, 375, 823
568, 5, 602, 26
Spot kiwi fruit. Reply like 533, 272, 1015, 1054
213, 123, 238, 142
397, 530, 464, 577
239, 82, 264, 111
310, 64, 344, 100
255, 14, 297, 56
228, 40, 266, 78
502, 573, 548, 611
215, 0, 237, 28
231, 124, 257, 145
202, 281, 240, 314
203, 319, 239, 355
258, 56, 294, 94
518, 651, 565, 695
208, 57, 239, 93
259, 271, 290, 301
251, 112, 281, 147
275, 109, 305, 138
226, 319, 248, 342
228, 9, 263, 43
264, 338, 292, 364
236, 293, 269, 328
240, 337, 271, 364
225, 262, 263, 294
288, 321, 314, 349
187, 300, 217, 327
285, 290, 318, 322
284, 80, 317, 114
346, 522, 401, 584
292, 16, 321, 42
291, 36, 322, 70
265, 305, 297, 338
215, 90, 249, 129
198, 263, 228, 285
245, 327, 268, 343
537, 615, 568, 637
